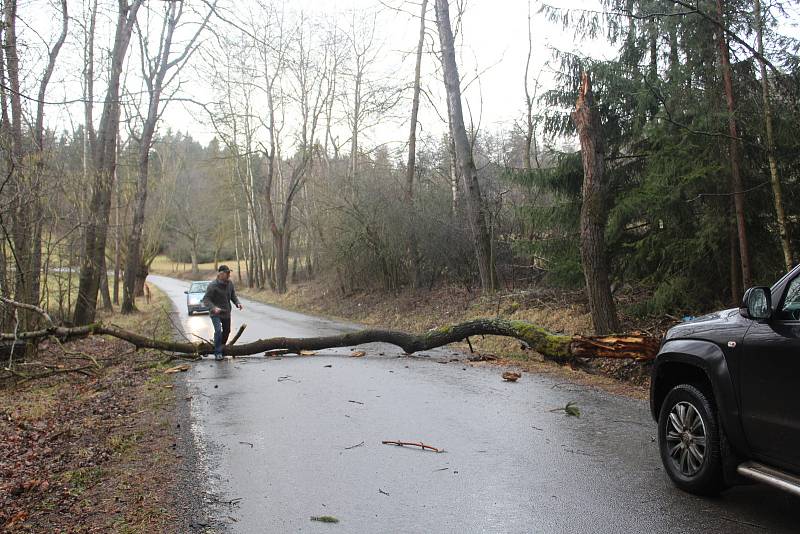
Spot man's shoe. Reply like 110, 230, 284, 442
214, 354, 224, 361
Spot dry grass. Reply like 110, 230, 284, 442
150, 255, 246, 281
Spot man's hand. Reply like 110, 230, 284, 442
236, 303, 243, 311
211, 306, 221, 315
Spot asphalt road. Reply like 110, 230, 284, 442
150, 274, 800, 533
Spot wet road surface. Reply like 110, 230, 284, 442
150, 275, 800, 533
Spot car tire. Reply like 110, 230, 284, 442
658, 384, 726, 496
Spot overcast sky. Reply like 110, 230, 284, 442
159, 0, 612, 150
18, 0, 800, 155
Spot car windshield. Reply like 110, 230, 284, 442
189, 282, 209, 293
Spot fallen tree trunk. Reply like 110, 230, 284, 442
0, 299, 660, 362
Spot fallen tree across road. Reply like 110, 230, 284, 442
0, 298, 660, 362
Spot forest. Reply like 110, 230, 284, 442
0, 0, 798, 338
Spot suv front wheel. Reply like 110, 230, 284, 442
658, 384, 725, 495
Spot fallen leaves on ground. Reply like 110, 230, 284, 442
502, 371, 521, 382
0, 338, 183, 533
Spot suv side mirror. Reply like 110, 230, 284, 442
740, 287, 772, 320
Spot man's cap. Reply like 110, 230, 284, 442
218, 264, 231, 273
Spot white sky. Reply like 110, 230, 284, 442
161, 0, 609, 149
16, 0, 800, 155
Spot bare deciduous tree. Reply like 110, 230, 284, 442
434, 0, 495, 292
74, 0, 144, 325
122, 0, 214, 313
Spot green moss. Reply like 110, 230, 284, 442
507, 320, 571, 359
426, 325, 454, 338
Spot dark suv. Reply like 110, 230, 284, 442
651, 264, 800, 496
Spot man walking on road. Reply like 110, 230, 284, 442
201, 265, 243, 361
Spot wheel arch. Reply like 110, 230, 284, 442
651, 339, 750, 457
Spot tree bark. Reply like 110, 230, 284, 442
753, 0, 793, 271
122, 2, 212, 312
434, 0, 495, 292
572, 72, 620, 334
715, 0, 752, 288
4, 0, 31, 319
29, 0, 68, 307
404, 0, 427, 289
122, 3, 178, 313
74, 0, 143, 325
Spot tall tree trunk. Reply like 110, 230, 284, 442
523, 1, 535, 171
99, 254, 112, 311
134, 260, 148, 297
122, 1, 211, 312
28, 1, 68, 308
434, 0, 495, 292
404, 0, 427, 289
572, 73, 620, 335
113, 165, 121, 304
753, 0, 793, 270
715, 0, 752, 288
0, 10, 8, 294
190, 237, 199, 276
350, 70, 361, 181
74, 0, 143, 325
4, 0, 31, 318
0, 241, 10, 330
729, 208, 743, 304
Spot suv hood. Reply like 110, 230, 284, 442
664, 308, 744, 342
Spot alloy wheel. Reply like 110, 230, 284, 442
665, 401, 707, 476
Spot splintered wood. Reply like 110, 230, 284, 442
570, 333, 659, 361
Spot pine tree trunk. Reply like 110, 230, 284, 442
572, 72, 620, 335
715, 0, 752, 288
753, 0, 793, 271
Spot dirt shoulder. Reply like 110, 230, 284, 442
0, 290, 203, 533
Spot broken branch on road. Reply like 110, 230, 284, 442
381, 440, 444, 453
227, 324, 247, 346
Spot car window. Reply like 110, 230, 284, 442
189, 282, 209, 293
779, 277, 800, 319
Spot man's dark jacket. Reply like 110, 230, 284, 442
201, 279, 241, 318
